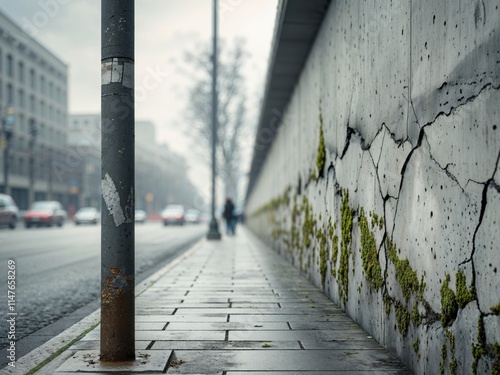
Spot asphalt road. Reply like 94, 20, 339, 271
0, 220, 206, 365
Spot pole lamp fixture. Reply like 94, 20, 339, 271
2, 107, 15, 196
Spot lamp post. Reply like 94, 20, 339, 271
100, 0, 135, 362
28, 119, 37, 206
207, 0, 221, 240
2, 107, 15, 196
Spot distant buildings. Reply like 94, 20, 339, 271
0, 9, 68, 209
67, 116, 203, 215
0, 9, 203, 213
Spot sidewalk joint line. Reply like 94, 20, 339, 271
145, 340, 156, 350
299, 341, 305, 350
171, 308, 178, 315
287, 322, 293, 330
226, 314, 230, 322
162, 322, 169, 330
224, 330, 229, 341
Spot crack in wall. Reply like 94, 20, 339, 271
465, 151, 500, 274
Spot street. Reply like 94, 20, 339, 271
0, 221, 205, 363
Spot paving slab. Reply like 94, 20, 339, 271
151, 340, 301, 350
70, 340, 151, 351
136, 314, 228, 323
165, 350, 413, 374
165, 322, 289, 331
228, 314, 347, 322
227, 329, 372, 342
56, 350, 171, 373
135, 330, 226, 341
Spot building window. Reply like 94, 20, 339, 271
30, 69, 36, 89
40, 100, 45, 119
40, 75, 46, 94
19, 157, 25, 176
18, 89, 25, 109
6, 54, 14, 78
18, 61, 24, 84
19, 114, 25, 133
48, 81, 53, 100
7, 83, 14, 105
30, 95, 36, 113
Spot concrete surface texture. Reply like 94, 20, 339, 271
245, 1, 500, 374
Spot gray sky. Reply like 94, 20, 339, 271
0, 0, 278, 204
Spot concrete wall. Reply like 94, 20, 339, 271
246, 1, 500, 374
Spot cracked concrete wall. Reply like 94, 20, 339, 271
246, 1, 500, 374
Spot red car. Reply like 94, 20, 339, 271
24, 201, 67, 228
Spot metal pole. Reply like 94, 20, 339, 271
28, 120, 36, 206
2, 140, 8, 197
2, 108, 14, 197
207, 0, 221, 240
100, 0, 135, 362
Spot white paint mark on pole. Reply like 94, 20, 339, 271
101, 59, 134, 89
102, 173, 125, 226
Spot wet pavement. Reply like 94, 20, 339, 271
17, 227, 413, 374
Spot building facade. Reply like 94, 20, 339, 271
0, 10, 69, 210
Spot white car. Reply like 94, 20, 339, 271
74, 207, 99, 225
135, 209, 147, 223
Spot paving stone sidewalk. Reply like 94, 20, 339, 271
44, 227, 412, 374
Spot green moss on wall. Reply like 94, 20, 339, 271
313, 113, 326, 181
290, 196, 300, 251
395, 302, 410, 336
302, 197, 315, 248
318, 228, 328, 287
455, 270, 476, 308
359, 208, 383, 290
491, 302, 500, 315
413, 338, 419, 354
440, 341, 447, 375
411, 304, 422, 326
384, 293, 391, 316
472, 317, 486, 375
493, 342, 500, 375
440, 274, 458, 326
387, 239, 421, 302
370, 211, 384, 231
339, 189, 353, 304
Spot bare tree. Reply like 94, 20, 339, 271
182, 40, 248, 202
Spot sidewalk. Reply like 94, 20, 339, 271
16, 227, 413, 374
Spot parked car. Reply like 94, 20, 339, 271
185, 209, 201, 224
74, 207, 99, 225
0, 194, 19, 229
161, 204, 185, 226
135, 209, 147, 223
23, 201, 67, 228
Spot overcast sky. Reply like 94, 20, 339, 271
0, 0, 278, 205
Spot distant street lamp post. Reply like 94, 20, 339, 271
207, 0, 222, 240
28, 119, 37, 206
2, 107, 15, 196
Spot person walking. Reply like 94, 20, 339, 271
223, 198, 235, 236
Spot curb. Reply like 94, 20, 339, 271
7, 237, 205, 375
